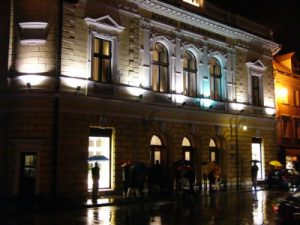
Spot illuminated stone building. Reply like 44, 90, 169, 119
0, 0, 280, 200
274, 52, 300, 168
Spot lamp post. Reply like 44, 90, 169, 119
230, 113, 247, 190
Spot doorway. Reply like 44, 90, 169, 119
20, 153, 37, 196
88, 128, 112, 190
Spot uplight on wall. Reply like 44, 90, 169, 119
60, 77, 87, 90
125, 86, 146, 99
173, 94, 187, 104
18, 62, 49, 74
200, 98, 213, 108
18, 74, 47, 86
231, 102, 245, 111
265, 108, 276, 116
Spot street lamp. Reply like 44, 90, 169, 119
230, 113, 247, 190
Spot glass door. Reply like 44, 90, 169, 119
20, 153, 37, 196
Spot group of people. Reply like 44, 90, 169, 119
122, 160, 165, 199
90, 159, 262, 202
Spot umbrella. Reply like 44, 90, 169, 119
88, 155, 109, 161
250, 160, 261, 163
130, 161, 147, 172
121, 160, 132, 167
174, 159, 191, 167
203, 161, 217, 175
269, 160, 283, 167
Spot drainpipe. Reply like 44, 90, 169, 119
52, 0, 63, 198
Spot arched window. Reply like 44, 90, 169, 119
209, 138, 219, 164
182, 137, 192, 161
152, 43, 169, 93
210, 58, 222, 101
183, 51, 197, 97
150, 135, 163, 166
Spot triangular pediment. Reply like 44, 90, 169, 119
253, 60, 266, 69
246, 59, 267, 71
85, 15, 124, 32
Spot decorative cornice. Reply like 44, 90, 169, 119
128, 0, 280, 55
19, 22, 48, 45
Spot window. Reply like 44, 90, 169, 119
182, 137, 192, 161
246, 60, 266, 106
294, 90, 300, 106
281, 117, 291, 138
252, 76, 261, 106
20, 153, 37, 195
210, 58, 222, 101
183, 51, 197, 97
152, 43, 169, 92
150, 135, 163, 166
92, 38, 112, 83
295, 118, 300, 139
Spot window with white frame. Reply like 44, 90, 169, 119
152, 43, 169, 93
92, 37, 112, 83
183, 51, 197, 97
246, 60, 266, 106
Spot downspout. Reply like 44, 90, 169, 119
52, 0, 63, 198
1, 0, 11, 197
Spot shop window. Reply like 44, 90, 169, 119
210, 58, 222, 101
183, 51, 197, 97
251, 137, 263, 180
152, 43, 169, 93
92, 38, 112, 83
88, 128, 112, 190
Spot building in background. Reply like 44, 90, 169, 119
274, 52, 300, 169
0, 0, 280, 200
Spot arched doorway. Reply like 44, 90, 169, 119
150, 135, 163, 166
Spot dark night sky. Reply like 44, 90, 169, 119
208, 0, 300, 57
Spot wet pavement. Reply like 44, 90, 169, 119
0, 188, 289, 225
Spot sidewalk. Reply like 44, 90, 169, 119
0, 185, 266, 215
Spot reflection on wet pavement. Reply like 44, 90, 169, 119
1, 190, 286, 225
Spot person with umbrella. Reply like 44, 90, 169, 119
251, 160, 259, 190
92, 162, 100, 202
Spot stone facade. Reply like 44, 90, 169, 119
0, 0, 280, 200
